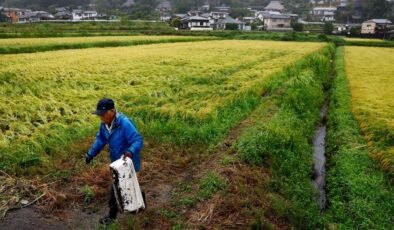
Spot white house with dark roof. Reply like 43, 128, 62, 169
361, 19, 392, 34
310, 7, 337, 21
263, 14, 292, 31
179, 15, 212, 30
72, 10, 98, 21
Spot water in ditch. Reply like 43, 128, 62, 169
312, 100, 328, 210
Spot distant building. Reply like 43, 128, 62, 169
247, 5, 265, 12
263, 14, 292, 31
2, 8, 31, 23
214, 4, 231, 13
199, 4, 210, 12
210, 11, 229, 20
156, 1, 172, 22
179, 15, 212, 30
264, 1, 285, 13
310, 7, 337, 21
361, 19, 392, 34
214, 17, 246, 30
156, 1, 172, 12
18, 11, 54, 23
72, 10, 98, 21
54, 10, 72, 20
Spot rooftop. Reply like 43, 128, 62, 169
265, 1, 285, 11
365, 19, 392, 24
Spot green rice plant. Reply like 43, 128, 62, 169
324, 47, 394, 229
235, 44, 333, 228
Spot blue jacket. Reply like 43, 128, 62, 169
87, 112, 144, 172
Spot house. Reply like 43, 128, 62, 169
72, 10, 98, 21
256, 10, 281, 21
264, 1, 285, 13
18, 11, 54, 23
214, 17, 246, 30
310, 7, 337, 22
243, 16, 255, 23
199, 4, 210, 12
2, 8, 31, 23
214, 4, 231, 12
83, 11, 98, 19
247, 5, 265, 12
54, 10, 72, 20
361, 19, 392, 34
179, 15, 212, 30
156, 1, 172, 21
156, 1, 172, 12
263, 14, 292, 31
210, 11, 229, 20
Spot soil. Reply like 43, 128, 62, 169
0, 109, 286, 229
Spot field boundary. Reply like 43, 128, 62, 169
324, 47, 393, 228
0, 36, 220, 55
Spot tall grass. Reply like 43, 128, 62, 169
324, 47, 394, 228
235, 44, 333, 228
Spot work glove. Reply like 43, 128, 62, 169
85, 154, 93, 164
123, 151, 133, 160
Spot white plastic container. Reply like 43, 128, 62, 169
110, 157, 145, 212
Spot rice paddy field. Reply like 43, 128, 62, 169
0, 40, 324, 171
344, 46, 394, 175
0, 35, 217, 54
0, 36, 197, 47
0, 35, 393, 229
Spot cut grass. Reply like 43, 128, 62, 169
344, 46, 394, 176
324, 47, 394, 228
0, 40, 325, 172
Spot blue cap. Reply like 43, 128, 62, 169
93, 98, 115, 115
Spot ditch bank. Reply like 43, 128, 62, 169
311, 55, 334, 211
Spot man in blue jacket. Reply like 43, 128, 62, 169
85, 98, 144, 225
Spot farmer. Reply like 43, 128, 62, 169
85, 98, 144, 225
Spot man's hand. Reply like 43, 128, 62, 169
123, 151, 132, 160
85, 154, 93, 164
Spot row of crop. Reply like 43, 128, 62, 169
323, 47, 393, 228
234, 45, 394, 228
235, 44, 333, 228
343, 46, 394, 176
0, 36, 218, 54
0, 41, 324, 173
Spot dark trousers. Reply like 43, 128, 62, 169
108, 186, 119, 219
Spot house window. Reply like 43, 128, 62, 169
200, 21, 203, 26
272, 19, 277, 22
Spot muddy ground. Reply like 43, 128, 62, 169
1, 107, 288, 230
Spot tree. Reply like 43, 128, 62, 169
323, 22, 334, 35
291, 22, 303, 32
225, 23, 238, 30
229, 8, 251, 18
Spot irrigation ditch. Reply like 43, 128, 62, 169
312, 51, 334, 211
